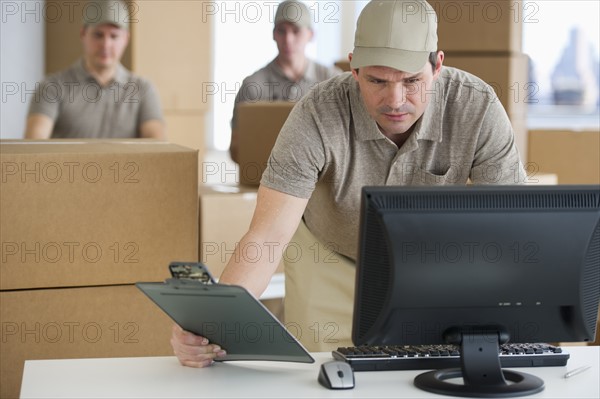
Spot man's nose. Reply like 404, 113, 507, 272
284, 32, 294, 46
99, 36, 111, 49
386, 84, 407, 109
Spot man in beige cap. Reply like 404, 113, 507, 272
25, 0, 164, 139
229, 0, 341, 163
172, 0, 526, 366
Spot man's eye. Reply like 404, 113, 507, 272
406, 78, 420, 84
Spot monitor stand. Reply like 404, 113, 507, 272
413, 331, 545, 398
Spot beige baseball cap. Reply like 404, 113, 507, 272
274, 0, 313, 30
351, 0, 438, 73
83, 0, 129, 30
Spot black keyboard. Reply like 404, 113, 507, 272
333, 343, 569, 371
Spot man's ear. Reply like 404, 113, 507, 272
433, 51, 444, 80
349, 53, 359, 81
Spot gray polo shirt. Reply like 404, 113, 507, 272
261, 68, 526, 260
231, 58, 341, 128
28, 60, 163, 138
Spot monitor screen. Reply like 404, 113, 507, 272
353, 185, 600, 397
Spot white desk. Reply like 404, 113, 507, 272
21, 346, 599, 398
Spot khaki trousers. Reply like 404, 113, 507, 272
283, 220, 355, 352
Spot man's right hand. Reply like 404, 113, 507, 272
170, 324, 227, 368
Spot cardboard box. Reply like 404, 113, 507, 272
236, 102, 296, 186
334, 60, 351, 72
198, 184, 284, 278
0, 140, 199, 290
528, 130, 600, 184
0, 285, 174, 399
443, 53, 529, 118
428, 0, 523, 53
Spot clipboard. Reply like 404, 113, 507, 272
136, 263, 314, 364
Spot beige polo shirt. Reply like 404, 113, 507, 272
261, 68, 526, 261
28, 60, 163, 138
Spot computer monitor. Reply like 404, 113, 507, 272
353, 185, 600, 398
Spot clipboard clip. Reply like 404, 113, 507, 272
168, 261, 216, 284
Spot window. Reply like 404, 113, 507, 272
523, 1, 600, 129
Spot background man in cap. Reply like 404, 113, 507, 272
172, 0, 526, 366
25, 0, 165, 139
229, 0, 341, 163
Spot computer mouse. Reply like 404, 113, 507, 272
318, 360, 355, 389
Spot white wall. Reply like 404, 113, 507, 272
0, 0, 45, 139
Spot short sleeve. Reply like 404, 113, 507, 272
260, 99, 326, 199
137, 79, 164, 125
28, 78, 60, 121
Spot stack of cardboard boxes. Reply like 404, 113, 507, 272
430, 0, 529, 161
0, 140, 199, 398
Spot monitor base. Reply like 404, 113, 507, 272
414, 368, 545, 398
414, 330, 544, 398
